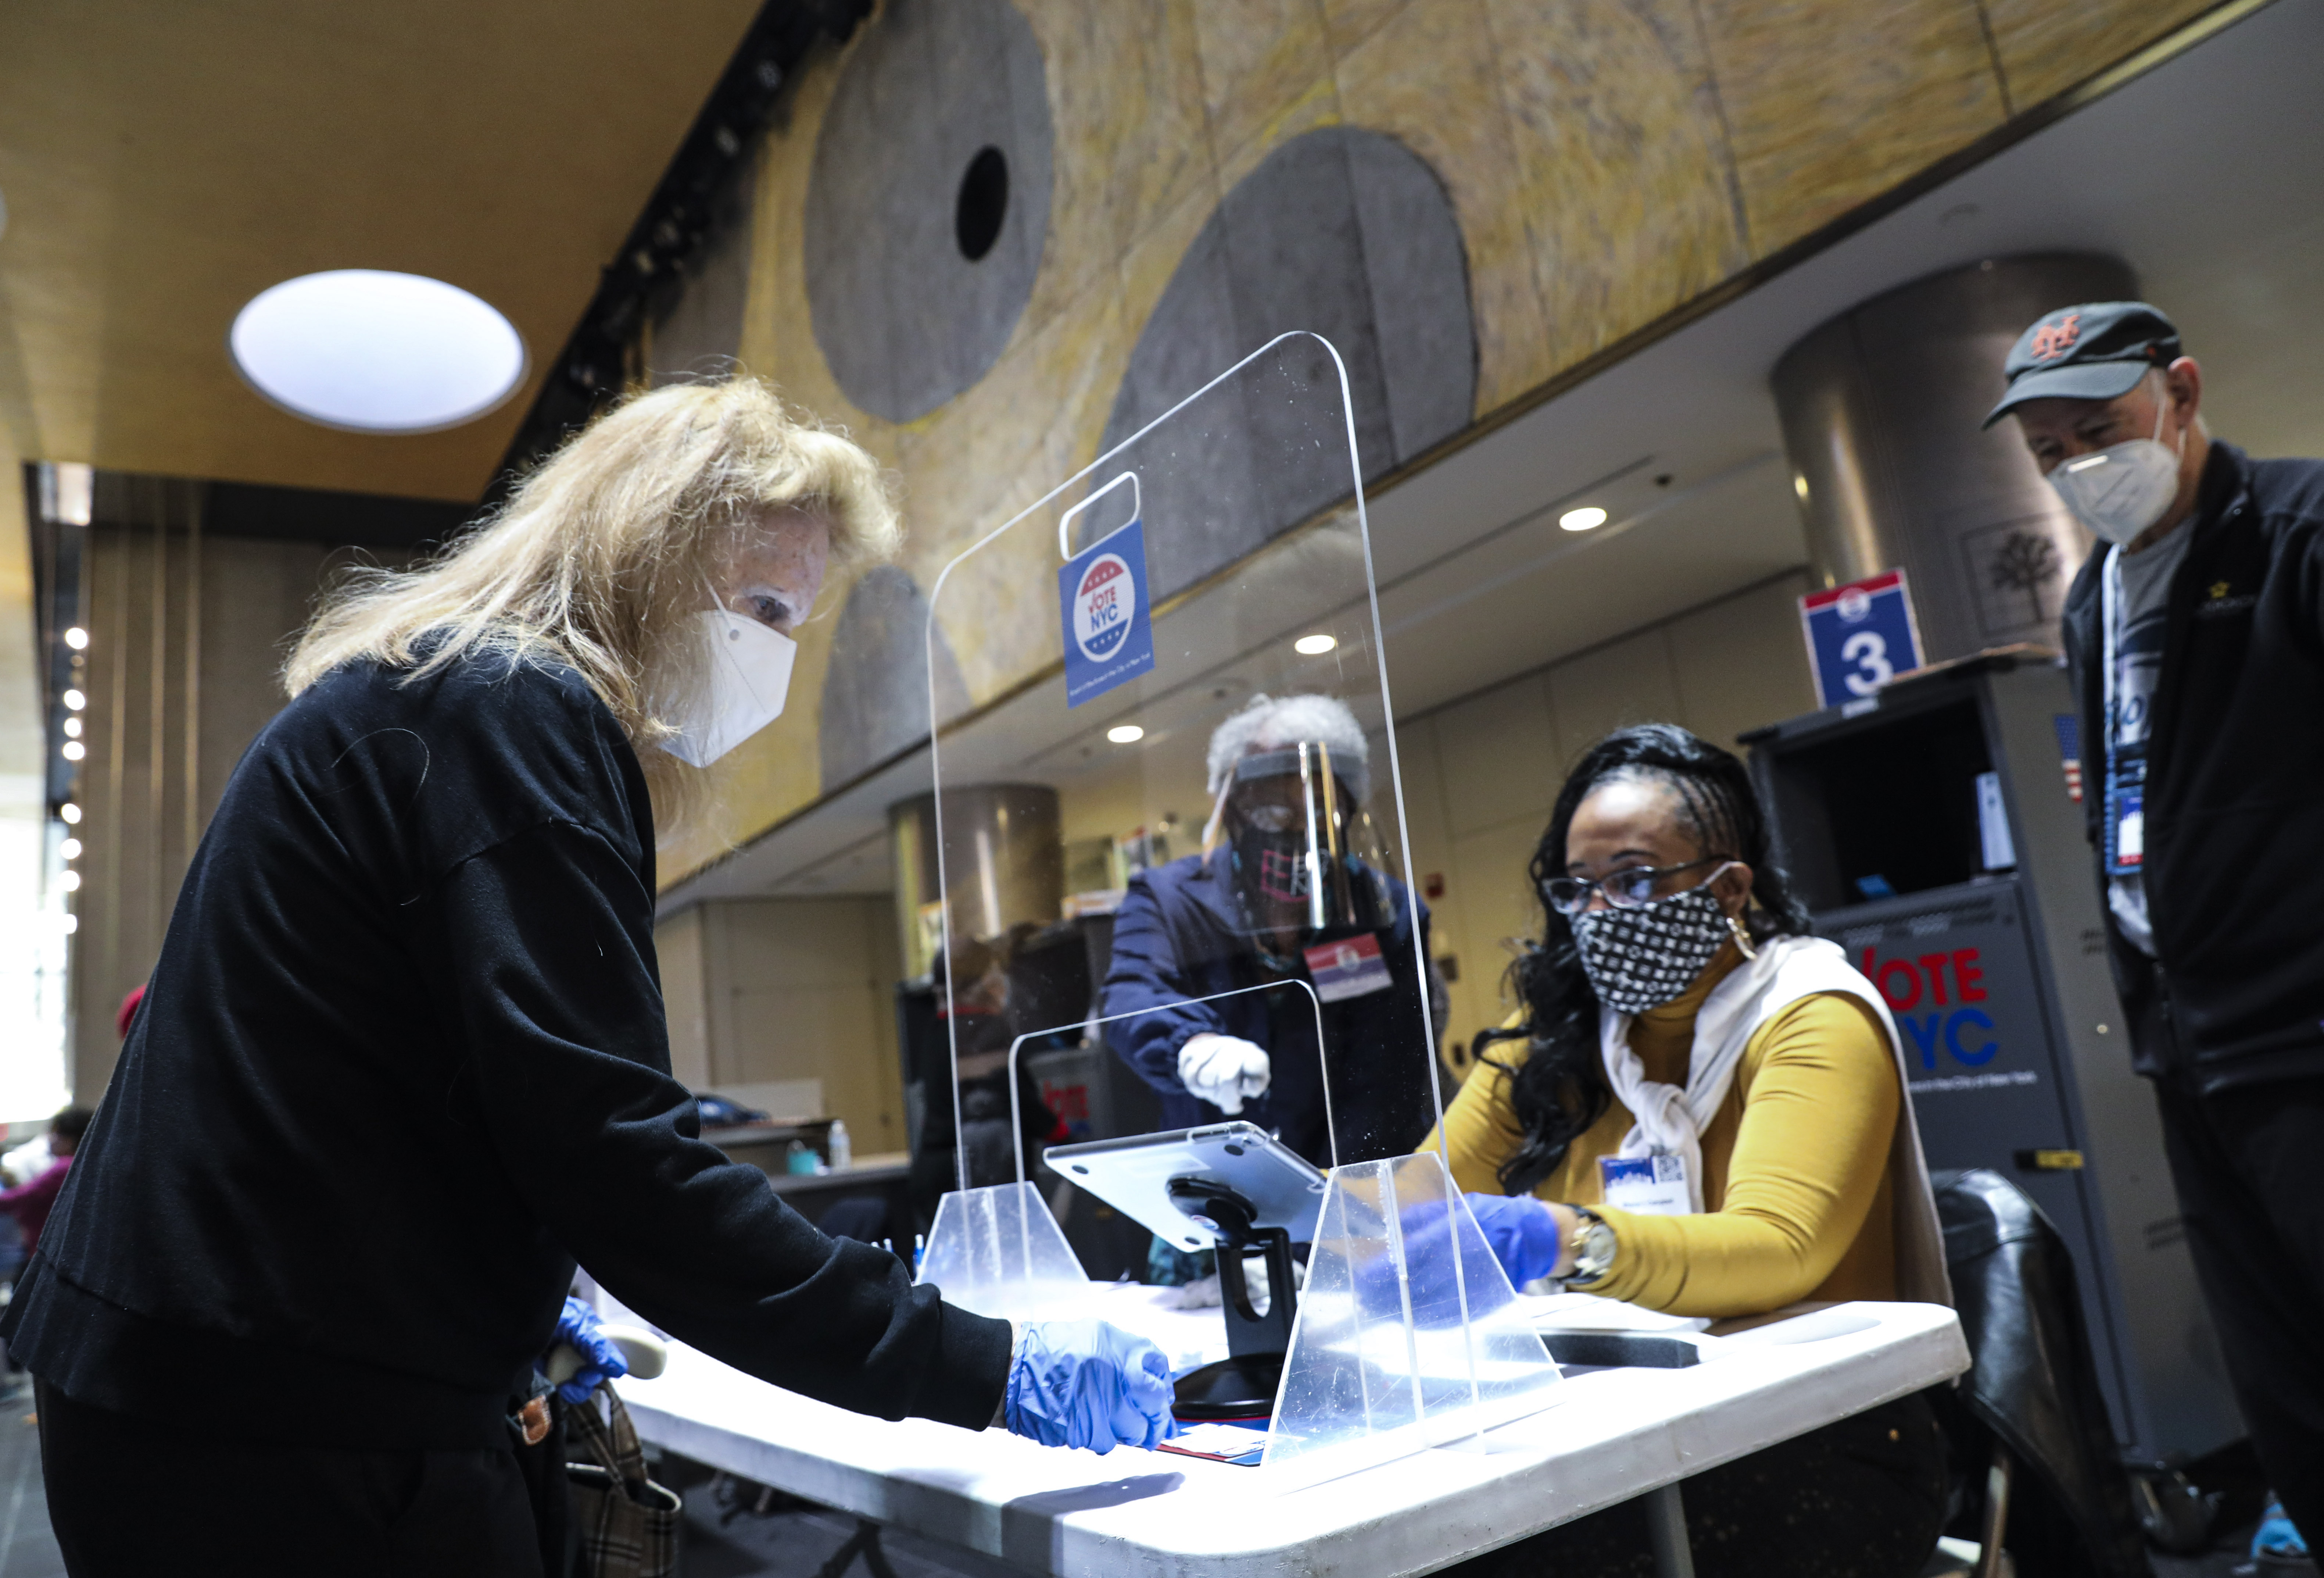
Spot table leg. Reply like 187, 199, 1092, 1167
1644, 1482, 1697, 1578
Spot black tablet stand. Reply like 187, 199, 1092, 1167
1165, 1176, 1297, 1421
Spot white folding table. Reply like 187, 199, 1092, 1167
615, 1286, 1968, 1578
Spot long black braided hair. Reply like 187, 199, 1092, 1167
1474, 723, 1812, 1196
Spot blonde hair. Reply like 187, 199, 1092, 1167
286, 377, 899, 832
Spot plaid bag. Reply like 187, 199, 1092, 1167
564, 1383, 682, 1578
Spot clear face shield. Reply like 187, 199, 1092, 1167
1214, 742, 1400, 943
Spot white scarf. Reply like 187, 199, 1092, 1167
1598, 934, 1952, 1306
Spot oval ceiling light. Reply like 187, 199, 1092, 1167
1106, 724, 1145, 744
1293, 633, 1337, 655
1558, 506, 1609, 532
229, 270, 526, 433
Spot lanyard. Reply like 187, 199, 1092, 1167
2099, 546, 2146, 875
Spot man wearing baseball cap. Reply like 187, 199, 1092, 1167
1991, 301, 2324, 1554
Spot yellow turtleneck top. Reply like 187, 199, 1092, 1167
1421, 947, 1902, 1318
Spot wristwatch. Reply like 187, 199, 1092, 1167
1564, 1207, 1618, 1288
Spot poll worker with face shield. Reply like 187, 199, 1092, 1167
1992, 302, 2324, 1564
4, 380, 1171, 1577
1425, 725, 1951, 1578
1101, 693, 1437, 1168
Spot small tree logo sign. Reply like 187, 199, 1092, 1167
1989, 530, 2061, 626
1961, 518, 2072, 641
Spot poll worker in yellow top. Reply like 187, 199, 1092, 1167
1425, 724, 1952, 1578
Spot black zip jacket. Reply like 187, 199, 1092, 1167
1, 652, 1010, 1446
2061, 442, 2324, 1092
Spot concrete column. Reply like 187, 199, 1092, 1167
1772, 254, 2137, 663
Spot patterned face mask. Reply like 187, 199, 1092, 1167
1569, 876, 1734, 1014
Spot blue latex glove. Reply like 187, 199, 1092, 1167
551, 1295, 630, 1405
2254, 1496, 2308, 1560
1004, 1320, 1177, 1453
1463, 1193, 1566, 1288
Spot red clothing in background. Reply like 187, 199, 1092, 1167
0, 1157, 71, 1256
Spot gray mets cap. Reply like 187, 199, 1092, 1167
1982, 301, 2183, 428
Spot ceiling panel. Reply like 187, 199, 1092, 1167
0, 0, 763, 501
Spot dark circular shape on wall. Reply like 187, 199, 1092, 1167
1092, 127, 1476, 601
819, 566, 971, 795
805, 0, 1052, 424
955, 147, 1009, 262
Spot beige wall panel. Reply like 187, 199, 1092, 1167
1320, 0, 1419, 54
194, 536, 328, 821
1547, 625, 1683, 751
1021, 1, 1214, 331
1336, 0, 1550, 415
1189, 0, 1335, 173
1666, 571, 1817, 750
1487, 0, 1745, 369
1434, 675, 1561, 838
701, 896, 907, 1152
1984, 0, 2216, 110
1389, 714, 1453, 889
657, 906, 710, 1090
1697, 0, 2006, 253
1446, 814, 1550, 1040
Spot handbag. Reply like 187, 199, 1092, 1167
563, 1382, 683, 1578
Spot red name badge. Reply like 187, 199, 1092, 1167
1303, 933, 1394, 1003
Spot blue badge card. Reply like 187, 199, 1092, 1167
1059, 520, 1157, 707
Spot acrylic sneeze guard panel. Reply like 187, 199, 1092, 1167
914, 331, 1561, 1457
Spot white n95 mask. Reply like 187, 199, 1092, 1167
2045, 374, 2185, 546
661, 605, 797, 768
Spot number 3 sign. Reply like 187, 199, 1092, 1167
1799, 570, 1925, 710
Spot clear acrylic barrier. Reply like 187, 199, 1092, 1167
917, 332, 1558, 1450
1264, 1151, 1562, 1475
915, 1181, 1091, 1322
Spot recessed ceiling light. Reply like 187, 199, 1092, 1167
60, 914, 76, 934
1558, 506, 1609, 532
59, 870, 80, 891
63, 689, 84, 711
64, 627, 87, 650
61, 741, 84, 762
60, 839, 80, 860
1293, 633, 1337, 655
58, 803, 80, 825
229, 270, 527, 433
1106, 724, 1145, 744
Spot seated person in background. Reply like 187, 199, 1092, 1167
0, 1106, 92, 1264
1429, 724, 1950, 1578
1103, 692, 1436, 1167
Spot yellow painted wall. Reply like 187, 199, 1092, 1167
662, 0, 2214, 888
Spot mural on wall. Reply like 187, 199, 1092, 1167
819, 565, 971, 793
1090, 126, 1474, 600
653, 0, 2221, 886
803, 0, 1053, 424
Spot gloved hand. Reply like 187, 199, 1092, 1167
1177, 1034, 1271, 1115
549, 1295, 630, 1405
1465, 1193, 1567, 1288
1004, 1319, 1177, 1453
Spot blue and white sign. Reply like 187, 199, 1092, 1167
1799, 569, 1925, 709
1059, 519, 1157, 707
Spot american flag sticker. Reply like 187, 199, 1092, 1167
1304, 933, 1393, 1003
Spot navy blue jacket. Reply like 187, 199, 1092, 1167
1100, 849, 1436, 1166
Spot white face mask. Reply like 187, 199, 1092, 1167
2044, 374, 2186, 546
661, 592, 798, 768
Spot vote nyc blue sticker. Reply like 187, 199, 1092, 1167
1059, 518, 1157, 707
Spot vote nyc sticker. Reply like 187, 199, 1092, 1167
1058, 518, 1157, 707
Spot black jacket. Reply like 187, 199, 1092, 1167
2, 653, 1010, 1446
2061, 442, 2324, 1092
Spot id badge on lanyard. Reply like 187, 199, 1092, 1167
2101, 550, 2147, 876
1599, 1154, 1691, 1216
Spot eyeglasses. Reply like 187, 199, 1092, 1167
1541, 857, 1730, 917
